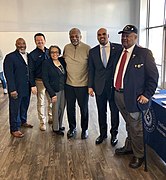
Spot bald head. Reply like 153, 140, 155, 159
15, 38, 26, 54
97, 28, 109, 46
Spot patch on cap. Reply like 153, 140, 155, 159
118, 25, 138, 34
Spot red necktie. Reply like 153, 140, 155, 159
115, 50, 128, 90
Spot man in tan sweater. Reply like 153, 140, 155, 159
63, 28, 90, 139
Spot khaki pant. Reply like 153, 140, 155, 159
115, 91, 144, 158
35, 80, 52, 125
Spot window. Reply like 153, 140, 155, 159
146, 0, 166, 87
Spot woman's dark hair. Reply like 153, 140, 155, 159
49, 45, 61, 56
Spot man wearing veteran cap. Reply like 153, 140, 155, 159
114, 25, 159, 168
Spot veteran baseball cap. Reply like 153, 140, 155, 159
118, 25, 138, 34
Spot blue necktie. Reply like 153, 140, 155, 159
102, 46, 107, 68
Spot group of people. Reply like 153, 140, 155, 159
3, 25, 159, 169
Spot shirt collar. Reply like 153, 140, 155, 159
124, 44, 135, 53
100, 42, 110, 48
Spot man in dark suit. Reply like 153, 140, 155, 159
4, 38, 33, 138
88, 28, 122, 145
114, 25, 159, 168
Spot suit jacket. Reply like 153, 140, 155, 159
3, 50, 30, 97
88, 42, 122, 97
42, 57, 66, 98
122, 45, 159, 112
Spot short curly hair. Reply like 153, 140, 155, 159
48, 45, 61, 56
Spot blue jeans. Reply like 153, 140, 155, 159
0, 71, 7, 89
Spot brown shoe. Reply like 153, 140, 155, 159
21, 122, 33, 128
11, 131, 24, 138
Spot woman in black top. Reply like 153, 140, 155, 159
42, 45, 66, 135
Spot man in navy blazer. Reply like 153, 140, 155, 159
4, 38, 33, 138
88, 28, 122, 145
114, 25, 159, 168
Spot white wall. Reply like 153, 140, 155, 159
0, 31, 87, 57
0, 31, 87, 71
0, 0, 140, 49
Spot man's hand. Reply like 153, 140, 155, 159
52, 96, 57, 103
88, 88, 94, 97
31, 86, 37, 95
137, 95, 149, 104
10, 91, 18, 99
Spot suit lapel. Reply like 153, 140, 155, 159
15, 50, 27, 65
96, 45, 104, 66
125, 45, 139, 73
107, 43, 117, 68
49, 58, 61, 75
96, 43, 119, 68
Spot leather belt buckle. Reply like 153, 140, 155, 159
115, 88, 124, 93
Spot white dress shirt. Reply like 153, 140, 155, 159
114, 44, 135, 88
20, 52, 28, 64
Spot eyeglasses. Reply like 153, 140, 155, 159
50, 51, 59, 54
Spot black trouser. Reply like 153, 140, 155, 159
65, 84, 89, 132
95, 85, 119, 138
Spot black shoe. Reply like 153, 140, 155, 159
59, 127, 65, 131
129, 156, 144, 169
115, 146, 133, 155
95, 135, 107, 145
53, 130, 64, 136
81, 130, 88, 139
111, 136, 118, 146
67, 129, 77, 139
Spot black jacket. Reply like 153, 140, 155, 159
42, 57, 66, 98
28, 47, 49, 87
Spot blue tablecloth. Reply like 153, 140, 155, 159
144, 90, 166, 163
